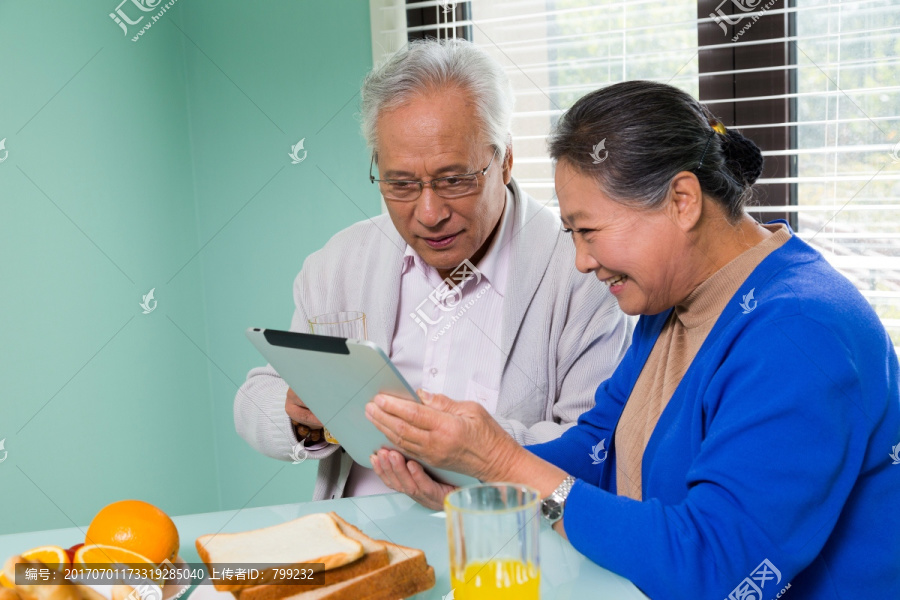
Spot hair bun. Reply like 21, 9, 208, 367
722, 129, 764, 186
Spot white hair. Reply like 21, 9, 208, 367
360, 38, 515, 159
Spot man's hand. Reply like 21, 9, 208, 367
285, 387, 326, 445
370, 448, 456, 511
285, 387, 323, 428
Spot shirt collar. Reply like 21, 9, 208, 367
401, 187, 513, 296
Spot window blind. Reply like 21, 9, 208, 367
374, 0, 900, 346
695, 0, 900, 347
462, 0, 702, 205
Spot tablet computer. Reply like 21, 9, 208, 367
245, 327, 478, 488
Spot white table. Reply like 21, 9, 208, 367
0, 493, 648, 599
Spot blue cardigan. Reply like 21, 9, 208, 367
528, 228, 900, 599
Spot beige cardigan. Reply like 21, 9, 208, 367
233, 178, 634, 501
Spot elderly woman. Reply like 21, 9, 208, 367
365, 81, 900, 599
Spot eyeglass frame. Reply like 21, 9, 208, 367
368, 150, 498, 201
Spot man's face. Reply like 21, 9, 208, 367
374, 87, 512, 275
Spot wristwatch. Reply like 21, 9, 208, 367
541, 475, 576, 525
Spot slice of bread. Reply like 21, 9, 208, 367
195, 514, 365, 591
3, 556, 80, 600
233, 513, 389, 600
277, 543, 435, 600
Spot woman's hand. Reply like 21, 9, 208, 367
369, 448, 457, 511
365, 390, 520, 482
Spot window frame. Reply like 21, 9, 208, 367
697, 0, 798, 229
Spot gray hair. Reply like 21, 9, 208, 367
360, 39, 515, 159
549, 81, 764, 223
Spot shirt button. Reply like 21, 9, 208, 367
430, 367, 438, 376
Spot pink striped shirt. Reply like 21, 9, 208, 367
344, 190, 513, 496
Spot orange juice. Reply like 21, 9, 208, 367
450, 558, 540, 599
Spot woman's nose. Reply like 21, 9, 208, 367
572, 236, 601, 274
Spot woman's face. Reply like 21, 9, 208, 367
556, 160, 697, 316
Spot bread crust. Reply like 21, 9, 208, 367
278, 543, 435, 600
195, 515, 365, 592
233, 514, 389, 600
195, 513, 435, 600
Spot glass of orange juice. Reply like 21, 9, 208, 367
445, 483, 541, 599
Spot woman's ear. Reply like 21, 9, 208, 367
667, 171, 704, 232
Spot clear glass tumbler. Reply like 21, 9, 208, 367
307, 311, 367, 339
445, 483, 541, 599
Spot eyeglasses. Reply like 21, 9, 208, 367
369, 151, 497, 202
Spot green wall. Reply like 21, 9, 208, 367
0, 0, 377, 534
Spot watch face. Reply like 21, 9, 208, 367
542, 499, 562, 521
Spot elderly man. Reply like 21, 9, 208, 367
234, 38, 632, 506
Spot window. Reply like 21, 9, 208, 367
463, 0, 701, 205
700, 0, 900, 346
374, 0, 900, 345
791, 1, 900, 346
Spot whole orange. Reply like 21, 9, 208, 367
85, 500, 179, 565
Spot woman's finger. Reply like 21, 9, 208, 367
373, 393, 444, 432
366, 402, 428, 456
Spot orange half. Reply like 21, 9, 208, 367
20, 546, 70, 571
73, 545, 162, 584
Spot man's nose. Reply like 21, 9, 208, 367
416, 185, 451, 228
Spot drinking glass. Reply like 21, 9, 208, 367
308, 311, 367, 339
445, 483, 541, 599
306, 311, 368, 444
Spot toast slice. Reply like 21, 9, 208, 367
196, 514, 365, 591
2, 557, 80, 600
278, 543, 435, 600
233, 513, 389, 600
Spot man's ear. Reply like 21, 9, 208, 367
502, 141, 513, 185
667, 171, 703, 232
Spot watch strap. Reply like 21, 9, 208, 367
552, 475, 576, 502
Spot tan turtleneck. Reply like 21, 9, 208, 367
614, 223, 791, 500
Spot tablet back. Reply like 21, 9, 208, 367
245, 327, 478, 488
